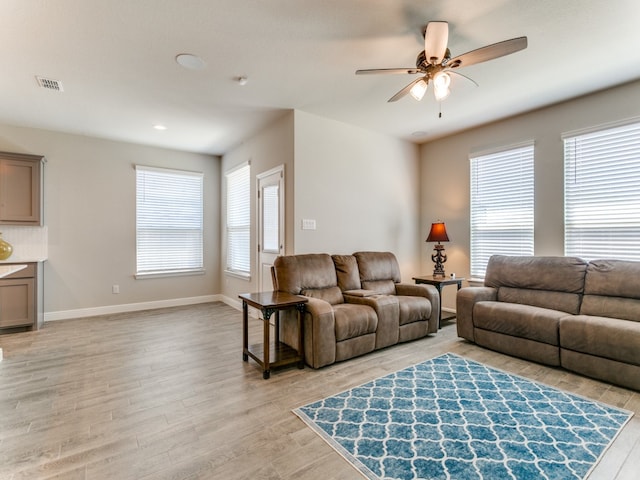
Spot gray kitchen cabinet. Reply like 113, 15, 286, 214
0, 151, 44, 225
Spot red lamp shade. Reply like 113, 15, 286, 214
426, 222, 449, 243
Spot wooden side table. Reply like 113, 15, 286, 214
239, 291, 308, 379
412, 275, 465, 329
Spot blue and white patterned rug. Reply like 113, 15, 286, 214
294, 353, 633, 480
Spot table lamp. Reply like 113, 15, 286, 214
426, 221, 449, 277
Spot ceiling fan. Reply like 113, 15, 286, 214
356, 21, 527, 103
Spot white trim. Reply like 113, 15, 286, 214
469, 139, 535, 159
561, 115, 640, 140
224, 269, 251, 280
219, 294, 263, 319
225, 159, 250, 176
135, 164, 204, 178
220, 294, 243, 311
44, 294, 221, 322
135, 268, 205, 279
256, 164, 284, 180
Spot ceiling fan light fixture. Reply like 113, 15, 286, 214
434, 86, 450, 101
410, 79, 428, 101
433, 72, 451, 90
433, 72, 451, 101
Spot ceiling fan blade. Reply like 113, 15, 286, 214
424, 21, 449, 65
447, 36, 527, 69
356, 68, 421, 75
447, 69, 479, 87
388, 77, 425, 102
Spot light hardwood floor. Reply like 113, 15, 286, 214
0, 302, 638, 479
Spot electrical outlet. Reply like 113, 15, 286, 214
112, 284, 120, 294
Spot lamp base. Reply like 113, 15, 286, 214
431, 244, 447, 277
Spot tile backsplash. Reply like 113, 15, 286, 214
0, 226, 48, 262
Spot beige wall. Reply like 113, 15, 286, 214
221, 112, 295, 301
420, 79, 640, 309
4, 79, 637, 317
294, 111, 421, 280
0, 123, 220, 317
220, 110, 422, 302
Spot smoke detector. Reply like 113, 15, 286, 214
36, 76, 64, 92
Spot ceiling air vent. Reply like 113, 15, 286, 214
36, 76, 64, 92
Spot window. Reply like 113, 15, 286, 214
262, 184, 280, 253
470, 143, 535, 277
226, 163, 250, 276
564, 119, 640, 261
136, 165, 203, 277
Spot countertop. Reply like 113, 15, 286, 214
0, 264, 27, 278
0, 257, 47, 264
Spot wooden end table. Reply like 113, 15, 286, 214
412, 275, 465, 329
239, 291, 308, 379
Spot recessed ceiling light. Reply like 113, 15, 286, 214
175, 53, 206, 70
153, 124, 167, 131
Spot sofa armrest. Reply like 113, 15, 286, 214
344, 294, 400, 349
303, 297, 338, 368
456, 286, 497, 342
395, 283, 440, 334
343, 289, 379, 297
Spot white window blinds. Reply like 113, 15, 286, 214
226, 163, 250, 275
136, 165, 204, 276
470, 143, 535, 277
564, 119, 640, 261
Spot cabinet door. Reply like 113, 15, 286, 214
0, 156, 42, 225
0, 278, 35, 328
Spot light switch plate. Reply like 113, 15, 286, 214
302, 219, 316, 230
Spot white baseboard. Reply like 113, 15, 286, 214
219, 295, 243, 311
44, 296, 452, 323
44, 294, 223, 322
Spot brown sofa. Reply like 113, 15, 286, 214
273, 252, 439, 368
456, 255, 640, 391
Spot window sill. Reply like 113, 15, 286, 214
224, 269, 251, 281
135, 269, 205, 280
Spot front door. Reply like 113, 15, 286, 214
257, 165, 284, 292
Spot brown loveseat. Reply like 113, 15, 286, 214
457, 255, 640, 391
273, 252, 439, 368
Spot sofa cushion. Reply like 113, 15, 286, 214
333, 304, 377, 341
301, 286, 344, 305
497, 286, 582, 314
361, 279, 396, 295
473, 301, 564, 345
475, 329, 560, 366
397, 296, 432, 326
581, 259, 640, 321
354, 251, 402, 283
580, 295, 640, 323
485, 255, 587, 293
560, 315, 640, 366
584, 259, 640, 299
332, 254, 361, 291
274, 253, 337, 294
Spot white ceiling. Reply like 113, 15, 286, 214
2, 0, 640, 156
